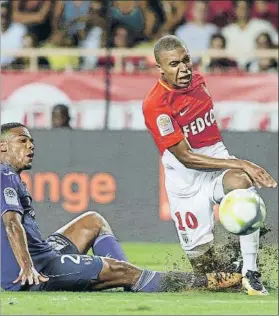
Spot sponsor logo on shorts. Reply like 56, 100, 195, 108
81, 256, 94, 265
180, 231, 189, 244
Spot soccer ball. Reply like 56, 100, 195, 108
219, 189, 266, 236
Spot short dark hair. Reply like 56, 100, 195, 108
1, 122, 26, 135
233, 0, 253, 10
110, 23, 135, 48
52, 104, 70, 116
210, 33, 227, 48
154, 35, 186, 63
256, 32, 275, 48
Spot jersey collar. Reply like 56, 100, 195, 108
158, 78, 195, 93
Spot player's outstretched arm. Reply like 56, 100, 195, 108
2, 211, 49, 286
168, 139, 277, 189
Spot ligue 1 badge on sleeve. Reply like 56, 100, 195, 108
156, 114, 174, 136
4, 187, 19, 206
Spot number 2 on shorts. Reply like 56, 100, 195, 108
61, 254, 81, 265
175, 211, 198, 230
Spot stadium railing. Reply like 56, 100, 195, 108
2, 48, 278, 72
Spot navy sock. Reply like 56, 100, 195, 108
131, 270, 208, 292
131, 270, 164, 292
92, 234, 128, 261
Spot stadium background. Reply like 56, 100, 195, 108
1, 0, 278, 272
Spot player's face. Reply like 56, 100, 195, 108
4, 127, 35, 172
52, 109, 68, 128
157, 47, 193, 89
235, 1, 250, 20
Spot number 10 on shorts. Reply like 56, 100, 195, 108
175, 211, 198, 230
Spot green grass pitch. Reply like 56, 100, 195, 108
1, 243, 278, 315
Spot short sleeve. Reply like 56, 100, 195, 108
143, 103, 184, 154
1, 172, 24, 217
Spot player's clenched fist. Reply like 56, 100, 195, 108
13, 266, 49, 286
241, 160, 277, 189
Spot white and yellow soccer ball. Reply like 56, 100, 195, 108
219, 189, 266, 236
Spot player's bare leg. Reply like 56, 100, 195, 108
52, 211, 128, 261
214, 169, 268, 295
88, 258, 242, 292
54, 211, 112, 253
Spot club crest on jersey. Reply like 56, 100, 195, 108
4, 187, 19, 206
157, 114, 174, 136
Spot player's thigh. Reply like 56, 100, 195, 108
50, 212, 110, 254
47, 233, 80, 255
209, 169, 245, 204
168, 188, 215, 251
27, 254, 103, 291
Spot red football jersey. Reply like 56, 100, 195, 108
142, 71, 223, 154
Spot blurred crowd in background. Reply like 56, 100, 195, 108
1, 0, 278, 73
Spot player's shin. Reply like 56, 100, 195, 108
215, 184, 261, 275
240, 229, 260, 275
131, 270, 207, 292
131, 270, 242, 292
239, 186, 260, 275
239, 227, 269, 295
186, 243, 219, 274
92, 234, 128, 262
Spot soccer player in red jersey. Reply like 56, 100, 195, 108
143, 35, 277, 295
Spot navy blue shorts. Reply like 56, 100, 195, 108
23, 254, 103, 291
46, 233, 80, 255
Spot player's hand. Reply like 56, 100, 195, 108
13, 266, 49, 286
242, 160, 277, 189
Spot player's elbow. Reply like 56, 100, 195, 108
168, 140, 194, 168
178, 151, 195, 168
170, 147, 193, 167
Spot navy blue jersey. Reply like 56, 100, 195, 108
1, 164, 57, 290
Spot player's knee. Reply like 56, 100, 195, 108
223, 169, 253, 194
82, 211, 103, 230
82, 211, 111, 232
